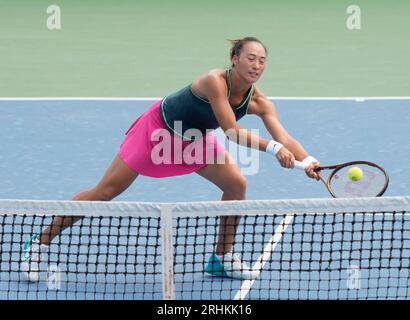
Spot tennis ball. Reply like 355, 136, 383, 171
348, 167, 363, 182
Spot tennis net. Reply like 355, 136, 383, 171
1, 196, 410, 300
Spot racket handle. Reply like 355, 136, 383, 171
293, 160, 306, 170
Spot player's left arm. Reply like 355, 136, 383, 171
248, 88, 320, 179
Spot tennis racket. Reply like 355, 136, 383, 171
294, 160, 389, 198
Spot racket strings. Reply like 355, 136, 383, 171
328, 164, 388, 197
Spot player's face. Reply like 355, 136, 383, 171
232, 42, 266, 83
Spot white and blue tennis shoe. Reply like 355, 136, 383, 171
205, 252, 259, 280
20, 233, 49, 282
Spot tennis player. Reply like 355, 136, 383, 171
21, 37, 320, 281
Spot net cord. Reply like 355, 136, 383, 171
0, 196, 409, 218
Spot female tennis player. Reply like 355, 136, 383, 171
21, 37, 320, 281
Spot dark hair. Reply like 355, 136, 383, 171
229, 37, 268, 62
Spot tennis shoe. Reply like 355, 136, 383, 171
205, 252, 259, 280
21, 234, 49, 282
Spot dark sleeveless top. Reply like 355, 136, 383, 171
160, 69, 254, 141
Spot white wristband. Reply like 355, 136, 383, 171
302, 155, 318, 166
266, 140, 283, 156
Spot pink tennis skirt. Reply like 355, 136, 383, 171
118, 100, 225, 178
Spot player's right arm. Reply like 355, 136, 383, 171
199, 72, 294, 168
201, 73, 239, 133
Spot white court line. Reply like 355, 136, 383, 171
233, 214, 295, 300
0, 96, 410, 101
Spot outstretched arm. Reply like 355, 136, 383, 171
248, 93, 320, 179
201, 72, 319, 178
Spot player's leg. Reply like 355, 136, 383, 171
196, 152, 258, 280
196, 151, 246, 254
39, 155, 138, 245
21, 155, 138, 281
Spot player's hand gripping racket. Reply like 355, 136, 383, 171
294, 160, 389, 198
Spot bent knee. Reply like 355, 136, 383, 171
224, 175, 247, 195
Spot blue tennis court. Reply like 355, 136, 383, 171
1, 98, 409, 299
1, 98, 409, 201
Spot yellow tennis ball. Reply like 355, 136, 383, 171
348, 167, 363, 182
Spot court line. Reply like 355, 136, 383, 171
233, 214, 294, 300
0, 97, 410, 101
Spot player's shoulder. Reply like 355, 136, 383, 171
201, 69, 227, 83
193, 69, 228, 98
